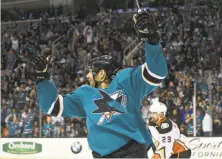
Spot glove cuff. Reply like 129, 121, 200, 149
36, 72, 50, 84
134, 26, 160, 45
147, 31, 161, 45
28, 71, 50, 84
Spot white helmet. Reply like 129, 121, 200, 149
149, 98, 167, 116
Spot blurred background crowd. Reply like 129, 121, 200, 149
1, 0, 222, 138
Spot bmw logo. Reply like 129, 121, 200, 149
71, 141, 82, 154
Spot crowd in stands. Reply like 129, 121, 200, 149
1, 6, 136, 137
1, 4, 222, 137
139, 6, 222, 136
1, 5, 68, 22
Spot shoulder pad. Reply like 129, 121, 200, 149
156, 118, 173, 134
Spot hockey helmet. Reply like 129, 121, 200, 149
86, 55, 119, 79
149, 98, 167, 116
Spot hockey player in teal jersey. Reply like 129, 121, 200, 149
27, 10, 168, 158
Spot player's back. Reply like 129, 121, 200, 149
149, 118, 180, 158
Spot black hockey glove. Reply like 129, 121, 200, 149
27, 54, 50, 84
133, 10, 160, 44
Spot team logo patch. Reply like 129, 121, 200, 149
92, 90, 127, 125
161, 123, 169, 129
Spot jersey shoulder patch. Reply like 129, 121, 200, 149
156, 118, 173, 134
161, 123, 170, 129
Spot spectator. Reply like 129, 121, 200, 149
6, 49, 16, 72
42, 116, 54, 137
197, 107, 213, 137
59, 127, 66, 138
179, 124, 187, 136
170, 108, 181, 127
5, 114, 16, 137
21, 105, 34, 137
180, 105, 193, 124
33, 120, 39, 137
213, 113, 222, 136
185, 113, 194, 137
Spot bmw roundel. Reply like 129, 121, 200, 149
71, 141, 82, 154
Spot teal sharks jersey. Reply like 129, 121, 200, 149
21, 112, 34, 134
36, 42, 168, 156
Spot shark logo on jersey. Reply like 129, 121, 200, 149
92, 90, 127, 125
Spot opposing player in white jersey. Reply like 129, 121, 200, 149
148, 98, 191, 159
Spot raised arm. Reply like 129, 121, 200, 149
25, 54, 86, 118
122, 10, 168, 103
142, 42, 167, 86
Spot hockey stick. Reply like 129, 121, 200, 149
135, 0, 142, 13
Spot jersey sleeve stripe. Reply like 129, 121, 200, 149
175, 139, 189, 150
57, 94, 64, 117
47, 96, 58, 115
142, 63, 165, 86
49, 95, 63, 117
144, 63, 166, 79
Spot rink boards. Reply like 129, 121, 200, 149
0, 137, 222, 159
